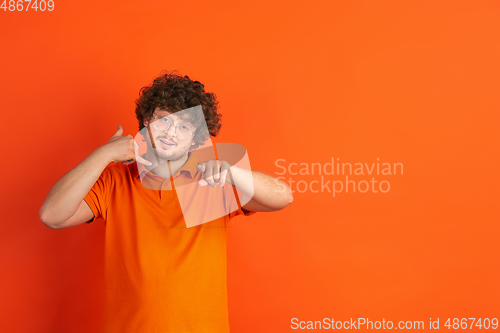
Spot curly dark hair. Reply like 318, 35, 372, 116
135, 70, 221, 150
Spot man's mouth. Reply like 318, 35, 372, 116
159, 139, 176, 149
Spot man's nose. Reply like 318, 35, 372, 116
166, 124, 177, 138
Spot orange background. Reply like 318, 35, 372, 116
1, 0, 499, 332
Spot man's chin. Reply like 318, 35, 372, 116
157, 152, 183, 162
157, 154, 174, 162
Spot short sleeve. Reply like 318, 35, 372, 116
83, 165, 113, 224
225, 184, 258, 220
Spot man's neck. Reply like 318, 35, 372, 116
145, 151, 190, 179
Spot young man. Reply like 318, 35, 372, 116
39, 71, 293, 333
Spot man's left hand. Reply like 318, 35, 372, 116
196, 160, 233, 187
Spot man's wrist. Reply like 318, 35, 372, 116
225, 165, 239, 186
93, 145, 114, 165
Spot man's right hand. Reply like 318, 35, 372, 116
100, 125, 153, 166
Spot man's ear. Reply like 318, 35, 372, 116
144, 114, 154, 127
188, 141, 197, 153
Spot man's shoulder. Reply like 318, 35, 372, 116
101, 162, 135, 180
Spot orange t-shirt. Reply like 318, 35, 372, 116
83, 151, 256, 333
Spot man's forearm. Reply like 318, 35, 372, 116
228, 166, 293, 210
39, 147, 110, 227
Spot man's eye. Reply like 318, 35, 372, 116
180, 125, 191, 131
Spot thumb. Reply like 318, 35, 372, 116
113, 125, 123, 137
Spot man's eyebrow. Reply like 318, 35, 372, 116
156, 113, 174, 120
157, 113, 193, 126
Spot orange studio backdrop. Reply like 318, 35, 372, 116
1, 0, 499, 332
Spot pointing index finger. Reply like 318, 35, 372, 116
136, 155, 153, 166
133, 140, 152, 166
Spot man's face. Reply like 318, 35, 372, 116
143, 107, 197, 162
